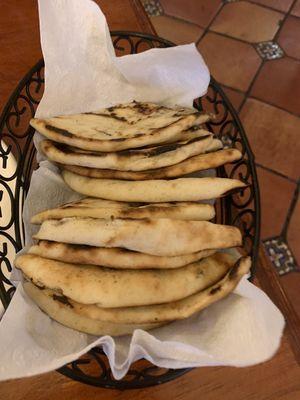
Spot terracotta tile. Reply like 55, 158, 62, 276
211, 2, 283, 43
250, 57, 300, 116
240, 98, 300, 180
280, 272, 300, 320
160, 0, 222, 27
257, 167, 296, 238
198, 33, 261, 91
287, 196, 300, 264
291, 0, 300, 17
278, 16, 300, 59
252, 0, 293, 12
150, 16, 203, 45
221, 86, 245, 110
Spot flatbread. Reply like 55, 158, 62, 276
33, 256, 251, 324
23, 282, 164, 336
33, 218, 242, 256
31, 198, 215, 224
62, 170, 247, 202
68, 127, 213, 154
31, 101, 213, 152
28, 241, 216, 269
40, 136, 222, 171
62, 148, 242, 180
16, 253, 233, 307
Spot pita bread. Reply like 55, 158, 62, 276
31, 197, 215, 224
62, 170, 247, 202
68, 127, 213, 154
159, 126, 212, 144
40, 136, 222, 171
62, 148, 242, 180
16, 253, 233, 307
33, 256, 251, 324
23, 282, 164, 336
29, 241, 216, 269
31, 101, 213, 152
33, 218, 242, 256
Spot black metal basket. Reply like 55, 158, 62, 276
0, 32, 260, 389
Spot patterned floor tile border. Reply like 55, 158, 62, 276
255, 41, 284, 60
263, 237, 298, 275
141, 0, 163, 16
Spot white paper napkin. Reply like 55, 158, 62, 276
0, 0, 284, 381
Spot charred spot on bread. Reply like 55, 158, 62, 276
45, 125, 74, 138
52, 294, 74, 308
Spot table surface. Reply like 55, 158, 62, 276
0, 1, 299, 399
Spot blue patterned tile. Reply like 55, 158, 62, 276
255, 41, 284, 60
264, 236, 298, 275
141, 0, 164, 16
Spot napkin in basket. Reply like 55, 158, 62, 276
0, 0, 284, 381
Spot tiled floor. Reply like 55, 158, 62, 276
143, 0, 300, 309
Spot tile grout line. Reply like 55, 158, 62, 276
239, 0, 300, 269
220, 85, 300, 119
255, 163, 298, 184
147, 2, 225, 45
192, 1, 300, 182
238, 0, 298, 112
281, 181, 300, 240
272, 0, 298, 42
246, 95, 300, 118
237, 63, 264, 112
220, 85, 300, 118
220, 83, 245, 94
147, 1, 300, 118
156, 13, 205, 30
246, 0, 293, 14
196, 3, 226, 45
157, 0, 298, 21
206, 29, 272, 47
285, 54, 300, 62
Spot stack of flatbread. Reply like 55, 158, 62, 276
15, 101, 251, 337
32, 101, 243, 184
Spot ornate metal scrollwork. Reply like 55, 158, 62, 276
196, 81, 260, 276
0, 32, 260, 389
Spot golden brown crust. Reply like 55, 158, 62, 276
30, 101, 213, 152
40, 135, 222, 172
16, 253, 235, 308
61, 148, 242, 180
23, 256, 251, 325
62, 171, 247, 203
33, 218, 242, 256
23, 281, 165, 336
29, 241, 216, 269
31, 198, 215, 224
